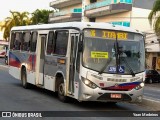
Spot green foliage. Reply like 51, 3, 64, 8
31, 9, 53, 25
1, 11, 31, 40
148, 0, 160, 36
0, 9, 53, 41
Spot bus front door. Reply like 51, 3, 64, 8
68, 34, 78, 94
36, 34, 46, 86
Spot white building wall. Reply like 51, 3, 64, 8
131, 7, 152, 33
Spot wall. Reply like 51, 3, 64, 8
130, 7, 152, 33
96, 11, 131, 22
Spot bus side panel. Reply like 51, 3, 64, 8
9, 66, 21, 80
9, 51, 36, 84
9, 51, 22, 80
44, 56, 67, 91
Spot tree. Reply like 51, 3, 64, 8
0, 11, 31, 40
148, 0, 160, 36
31, 9, 53, 25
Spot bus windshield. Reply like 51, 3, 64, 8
82, 29, 145, 74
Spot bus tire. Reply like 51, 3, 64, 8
21, 68, 30, 89
57, 80, 69, 102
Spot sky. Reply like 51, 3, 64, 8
0, 0, 53, 21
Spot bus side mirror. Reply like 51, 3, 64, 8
78, 41, 83, 52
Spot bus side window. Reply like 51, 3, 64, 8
14, 32, 22, 50
22, 32, 31, 51
30, 32, 37, 52
47, 31, 55, 55
54, 31, 69, 55
10, 32, 16, 50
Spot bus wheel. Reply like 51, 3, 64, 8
21, 68, 29, 89
58, 81, 68, 102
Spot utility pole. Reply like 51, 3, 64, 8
82, 0, 89, 22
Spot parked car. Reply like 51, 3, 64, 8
145, 69, 160, 83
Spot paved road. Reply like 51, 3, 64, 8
0, 57, 5, 65
144, 84, 160, 101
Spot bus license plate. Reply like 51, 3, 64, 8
110, 94, 122, 99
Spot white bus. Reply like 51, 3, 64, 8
9, 22, 145, 103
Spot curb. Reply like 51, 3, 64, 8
139, 97, 160, 110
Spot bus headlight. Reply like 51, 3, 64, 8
81, 77, 98, 89
134, 82, 145, 90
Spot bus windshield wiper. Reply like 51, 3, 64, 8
98, 58, 112, 74
115, 38, 135, 76
121, 57, 135, 77
114, 42, 120, 73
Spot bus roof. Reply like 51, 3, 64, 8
11, 22, 142, 34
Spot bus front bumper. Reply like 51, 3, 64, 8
78, 83, 144, 103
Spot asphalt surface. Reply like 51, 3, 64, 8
144, 84, 160, 101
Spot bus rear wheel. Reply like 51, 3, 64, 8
21, 68, 30, 89
57, 80, 69, 102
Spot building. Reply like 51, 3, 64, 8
49, 0, 160, 70
49, 0, 155, 29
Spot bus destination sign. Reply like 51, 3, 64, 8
85, 29, 129, 40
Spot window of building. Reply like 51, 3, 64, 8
73, 8, 82, 13
47, 31, 55, 55
114, 0, 117, 3
30, 32, 37, 52
55, 31, 69, 55
111, 21, 130, 27
22, 32, 31, 51
120, 0, 132, 3
123, 22, 130, 27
